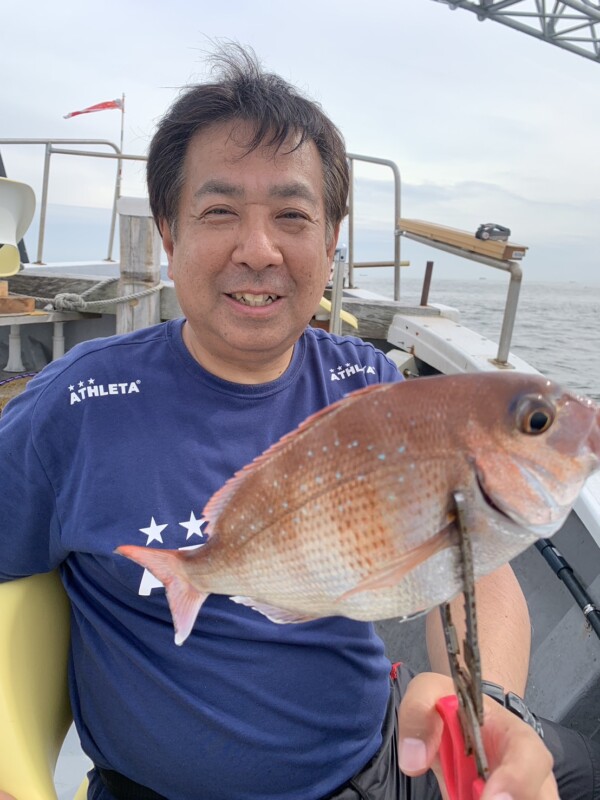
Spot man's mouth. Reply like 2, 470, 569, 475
228, 292, 280, 307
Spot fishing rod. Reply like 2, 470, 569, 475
535, 539, 600, 640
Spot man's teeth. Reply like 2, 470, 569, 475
230, 293, 278, 306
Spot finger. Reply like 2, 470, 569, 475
482, 773, 559, 800
540, 773, 560, 800
397, 672, 558, 799
482, 718, 559, 800
397, 672, 451, 775
480, 710, 557, 800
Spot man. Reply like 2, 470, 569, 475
0, 46, 591, 800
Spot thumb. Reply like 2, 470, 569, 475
397, 672, 450, 775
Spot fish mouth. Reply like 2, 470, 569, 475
474, 467, 564, 538
228, 292, 280, 307
475, 472, 507, 519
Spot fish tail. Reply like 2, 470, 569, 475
116, 545, 208, 646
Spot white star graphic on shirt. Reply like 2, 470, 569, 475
179, 511, 206, 540
139, 517, 168, 545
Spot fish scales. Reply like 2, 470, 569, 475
117, 372, 600, 644
199, 384, 452, 601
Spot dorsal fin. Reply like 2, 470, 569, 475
202, 382, 394, 525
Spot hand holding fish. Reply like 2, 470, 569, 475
414, 493, 553, 800
398, 672, 559, 800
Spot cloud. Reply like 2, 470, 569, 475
3, 0, 599, 282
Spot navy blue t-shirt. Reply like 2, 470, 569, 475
0, 320, 403, 800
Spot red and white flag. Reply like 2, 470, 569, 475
64, 99, 123, 119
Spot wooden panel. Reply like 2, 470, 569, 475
116, 212, 162, 334
399, 219, 527, 261
160, 285, 182, 320
0, 296, 35, 314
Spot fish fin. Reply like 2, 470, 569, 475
230, 596, 317, 624
395, 607, 432, 623
116, 545, 208, 645
203, 382, 395, 524
339, 525, 453, 600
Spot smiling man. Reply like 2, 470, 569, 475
1, 45, 596, 800
160, 120, 339, 383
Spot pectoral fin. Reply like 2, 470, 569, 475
338, 524, 454, 600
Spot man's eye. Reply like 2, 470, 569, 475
279, 211, 307, 220
205, 208, 233, 216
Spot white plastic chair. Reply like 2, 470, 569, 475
0, 572, 87, 799
0, 177, 35, 277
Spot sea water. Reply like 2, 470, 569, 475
355, 271, 600, 402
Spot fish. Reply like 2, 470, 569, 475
117, 372, 600, 645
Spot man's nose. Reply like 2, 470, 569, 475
231, 220, 284, 271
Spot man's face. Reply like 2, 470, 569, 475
161, 120, 339, 383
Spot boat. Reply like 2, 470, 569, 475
0, 140, 599, 800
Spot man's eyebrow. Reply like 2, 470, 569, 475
269, 182, 318, 204
193, 180, 244, 199
192, 180, 318, 204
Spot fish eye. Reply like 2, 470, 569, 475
517, 395, 555, 435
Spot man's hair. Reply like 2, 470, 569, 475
147, 44, 348, 239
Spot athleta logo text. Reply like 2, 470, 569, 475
69, 378, 141, 405
329, 363, 377, 381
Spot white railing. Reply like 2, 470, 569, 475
0, 139, 145, 262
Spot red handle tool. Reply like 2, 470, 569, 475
436, 695, 486, 800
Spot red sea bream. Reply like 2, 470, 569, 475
117, 372, 600, 644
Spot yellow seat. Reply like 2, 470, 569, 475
0, 177, 36, 277
0, 572, 88, 799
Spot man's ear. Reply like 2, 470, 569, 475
159, 219, 175, 279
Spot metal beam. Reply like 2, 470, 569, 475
433, 0, 600, 62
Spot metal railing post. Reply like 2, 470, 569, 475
329, 252, 346, 336
391, 161, 402, 301
494, 262, 522, 366
106, 150, 122, 261
35, 143, 53, 264
345, 153, 402, 298
348, 158, 355, 289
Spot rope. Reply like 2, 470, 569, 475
10, 277, 164, 313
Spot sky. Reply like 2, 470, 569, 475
2, 0, 599, 283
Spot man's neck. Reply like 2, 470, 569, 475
182, 322, 295, 385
